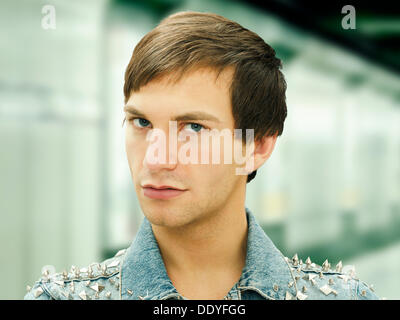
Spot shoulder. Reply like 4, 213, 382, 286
283, 254, 380, 300
24, 248, 128, 300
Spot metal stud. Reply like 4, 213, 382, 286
90, 283, 105, 293
41, 271, 49, 282
33, 287, 43, 298
292, 254, 299, 266
273, 284, 279, 292
87, 265, 93, 278
115, 249, 126, 257
101, 264, 107, 276
107, 260, 120, 268
34, 287, 44, 298
328, 278, 334, 285
127, 289, 133, 295
78, 290, 89, 300
319, 284, 333, 296
42, 269, 49, 278
288, 281, 294, 288
361, 290, 366, 297
285, 291, 294, 300
305, 274, 317, 281
296, 291, 308, 300
320, 284, 337, 296
62, 270, 68, 280
74, 268, 81, 279
322, 259, 330, 272
305, 257, 312, 268
336, 261, 343, 273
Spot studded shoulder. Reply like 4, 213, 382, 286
24, 281, 52, 300
25, 248, 128, 300
354, 278, 380, 300
283, 254, 380, 300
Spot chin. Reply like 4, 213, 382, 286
140, 203, 185, 227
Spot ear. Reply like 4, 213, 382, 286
249, 133, 278, 173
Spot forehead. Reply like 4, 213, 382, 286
125, 67, 235, 123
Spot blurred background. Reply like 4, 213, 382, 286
0, 0, 399, 299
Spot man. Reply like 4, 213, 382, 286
25, 11, 378, 300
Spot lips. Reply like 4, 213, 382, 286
142, 185, 187, 200
142, 184, 185, 191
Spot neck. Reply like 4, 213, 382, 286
151, 197, 248, 298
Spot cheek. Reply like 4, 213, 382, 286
125, 131, 146, 171
196, 138, 237, 182
187, 165, 227, 195
196, 132, 239, 173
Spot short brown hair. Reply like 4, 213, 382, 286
124, 11, 287, 183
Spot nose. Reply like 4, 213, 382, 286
142, 127, 178, 171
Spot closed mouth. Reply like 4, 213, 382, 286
142, 184, 186, 191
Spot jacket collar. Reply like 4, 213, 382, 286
120, 207, 297, 300
235, 207, 297, 299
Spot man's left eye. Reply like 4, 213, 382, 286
184, 123, 204, 133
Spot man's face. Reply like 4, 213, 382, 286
124, 67, 249, 228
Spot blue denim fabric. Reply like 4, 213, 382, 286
25, 207, 379, 300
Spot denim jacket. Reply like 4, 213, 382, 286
25, 207, 379, 300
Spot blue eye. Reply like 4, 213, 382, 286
129, 118, 205, 133
132, 118, 151, 128
184, 123, 204, 133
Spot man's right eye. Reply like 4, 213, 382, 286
132, 118, 151, 128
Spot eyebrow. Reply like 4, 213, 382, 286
124, 105, 221, 123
